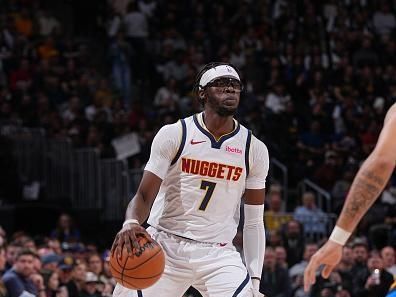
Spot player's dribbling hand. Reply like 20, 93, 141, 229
303, 240, 343, 292
111, 223, 153, 257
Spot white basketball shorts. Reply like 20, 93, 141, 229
112, 227, 254, 297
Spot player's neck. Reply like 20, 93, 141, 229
202, 111, 235, 139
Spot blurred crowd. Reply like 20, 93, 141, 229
0, 210, 395, 297
0, 213, 115, 297
1, 0, 396, 296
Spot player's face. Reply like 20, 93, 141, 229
204, 77, 241, 116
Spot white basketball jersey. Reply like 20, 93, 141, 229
145, 112, 269, 244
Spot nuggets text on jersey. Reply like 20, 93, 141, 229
181, 157, 243, 181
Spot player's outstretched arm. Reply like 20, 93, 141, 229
304, 104, 396, 292
111, 171, 162, 256
337, 104, 396, 232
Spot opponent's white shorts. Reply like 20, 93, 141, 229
112, 227, 254, 297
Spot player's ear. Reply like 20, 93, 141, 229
198, 89, 205, 100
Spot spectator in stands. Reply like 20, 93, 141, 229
9, 59, 32, 92
41, 254, 62, 272
353, 254, 393, 297
281, 220, 305, 267
0, 245, 7, 297
37, 10, 60, 37
259, 247, 292, 297
14, 8, 33, 38
289, 243, 318, 293
100, 251, 115, 289
334, 246, 354, 290
265, 81, 291, 114
267, 229, 283, 248
56, 285, 69, 297
41, 269, 60, 297
311, 271, 348, 297
381, 246, 396, 277
57, 256, 74, 286
30, 272, 46, 297
50, 213, 81, 244
37, 36, 59, 61
351, 240, 370, 277
153, 78, 179, 116
336, 287, 352, 297
87, 253, 111, 285
332, 169, 355, 213
0, 228, 5, 245
32, 253, 42, 274
123, 2, 148, 81
47, 240, 62, 255
64, 260, 87, 297
265, 185, 292, 233
275, 246, 288, 269
109, 30, 132, 108
372, 2, 396, 37
81, 272, 102, 297
5, 242, 22, 271
294, 192, 327, 239
2, 248, 43, 297
352, 36, 379, 67
313, 150, 341, 191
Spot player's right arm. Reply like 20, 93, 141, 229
111, 122, 182, 256
337, 103, 396, 232
304, 103, 396, 291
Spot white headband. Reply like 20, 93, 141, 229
199, 65, 240, 89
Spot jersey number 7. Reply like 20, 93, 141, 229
199, 180, 217, 211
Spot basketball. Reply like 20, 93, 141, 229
109, 235, 165, 290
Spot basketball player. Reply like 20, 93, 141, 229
304, 102, 396, 291
111, 62, 268, 297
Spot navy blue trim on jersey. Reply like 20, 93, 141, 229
193, 114, 240, 149
232, 273, 250, 296
245, 130, 252, 176
137, 290, 143, 297
171, 119, 187, 165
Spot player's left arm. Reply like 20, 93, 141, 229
243, 136, 269, 292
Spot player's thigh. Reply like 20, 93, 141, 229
112, 274, 191, 297
193, 246, 253, 297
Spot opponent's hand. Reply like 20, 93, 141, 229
304, 240, 343, 292
111, 223, 152, 257
251, 278, 265, 297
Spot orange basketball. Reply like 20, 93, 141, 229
109, 235, 165, 290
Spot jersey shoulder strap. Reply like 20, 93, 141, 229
171, 118, 187, 165
245, 129, 252, 177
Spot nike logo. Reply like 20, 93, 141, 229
190, 139, 206, 145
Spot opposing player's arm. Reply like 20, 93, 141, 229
337, 103, 396, 232
304, 103, 396, 292
243, 137, 269, 293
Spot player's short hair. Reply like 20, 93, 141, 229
193, 62, 243, 106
